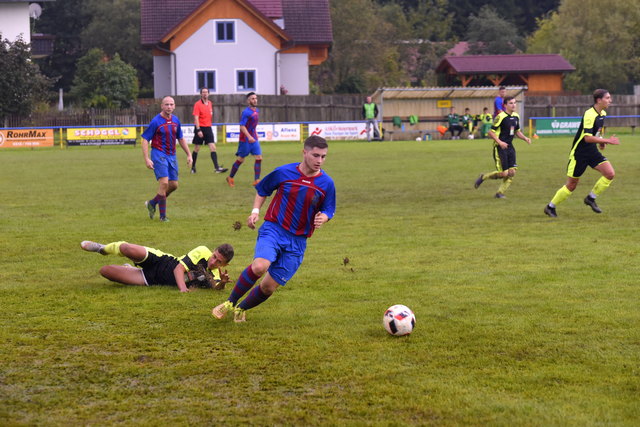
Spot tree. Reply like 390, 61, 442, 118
527, 0, 640, 93
312, 0, 409, 94
0, 35, 52, 123
466, 6, 525, 55
70, 48, 138, 108
33, 0, 91, 92
80, 0, 153, 94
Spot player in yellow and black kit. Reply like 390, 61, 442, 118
544, 89, 620, 218
80, 240, 234, 292
474, 96, 531, 198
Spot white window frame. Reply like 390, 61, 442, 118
195, 70, 217, 93
235, 69, 257, 93
215, 20, 236, 44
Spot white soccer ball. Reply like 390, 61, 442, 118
383, 304, 416, 336
468, 134, 475, 140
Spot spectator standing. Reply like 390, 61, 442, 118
362, 96, 379, 142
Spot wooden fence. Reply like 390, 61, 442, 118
4, 94, 365, 128
4, 93, 639, 129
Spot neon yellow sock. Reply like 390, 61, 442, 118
102, 241, 126, 256
498, 177, 513, 194
550, 185, 572, 206
591, 176, 612, 196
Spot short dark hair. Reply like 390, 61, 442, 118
215, 244, 234, 263
246, 92, 256, 99
200, 87, 209, 94
499, 86, 506, 91
593, 89, 609, 103
503, 96, 515, 104
304, 135, 328, 150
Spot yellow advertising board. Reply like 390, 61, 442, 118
66, 127, 137, 146
437, 100, 452, 109
0, 129, 54, 148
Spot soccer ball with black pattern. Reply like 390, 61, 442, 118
383, 305, 415, 336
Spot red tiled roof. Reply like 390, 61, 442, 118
437, 54, 575, 74
281, 0, 332, 44
141, 0, 331, 47
141, 0, 204, 46
250, 0, 283, 17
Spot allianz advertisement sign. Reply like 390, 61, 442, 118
536, 118, 581, 135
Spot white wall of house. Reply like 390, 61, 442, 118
0, 2, 31, 44
166, 19, 311, 96
280, 53, 309, 95
153, 55, 173, 97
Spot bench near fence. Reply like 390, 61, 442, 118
383, 116, 478, 140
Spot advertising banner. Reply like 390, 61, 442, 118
0, 129, 54, 148
66, 127, 137, 146
184, 125, 219, 143
268, 124, 301, 141
535, 118, 581, 135
308, 122, 368, 140
225, 124, 275, 143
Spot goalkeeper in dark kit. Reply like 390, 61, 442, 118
80, 240, 233, 292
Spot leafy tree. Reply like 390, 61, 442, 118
313, 0, 409, 94
33, 0, 90, 92
0, 35, 52, 123
466, 5, 525, 54
70, 48, 138, 108
527, 0, 640, 93
80, 0, 153, 94
376, 0, 560, 38
34, 0, 152, 96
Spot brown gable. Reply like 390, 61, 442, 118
436, 54, 575, 74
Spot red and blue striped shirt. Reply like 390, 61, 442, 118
239, 107, 259, 142
257, 163, 336, 238
142, 113, 183, 155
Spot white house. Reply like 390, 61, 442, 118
140, 0, 332, 97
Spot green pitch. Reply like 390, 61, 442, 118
1, 134, 638, 424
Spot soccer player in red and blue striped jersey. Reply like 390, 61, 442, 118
226, 92, 262, 187
213, 135, 336, 322
141, 97, 192, 221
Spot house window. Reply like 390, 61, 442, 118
236, 70, 256, 91
216, 21, 235, 42
196, 70, 216, 92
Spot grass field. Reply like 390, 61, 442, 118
1, 133, 639, 425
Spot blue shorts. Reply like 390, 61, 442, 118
254, 221, 307, 286
151, 149, 179, 181
236, 141, 262, 158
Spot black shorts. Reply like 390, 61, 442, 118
493, 144, 517, 172
136, 251, 179, 287
567, 151, 607, 178
192, 126, 215, 145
